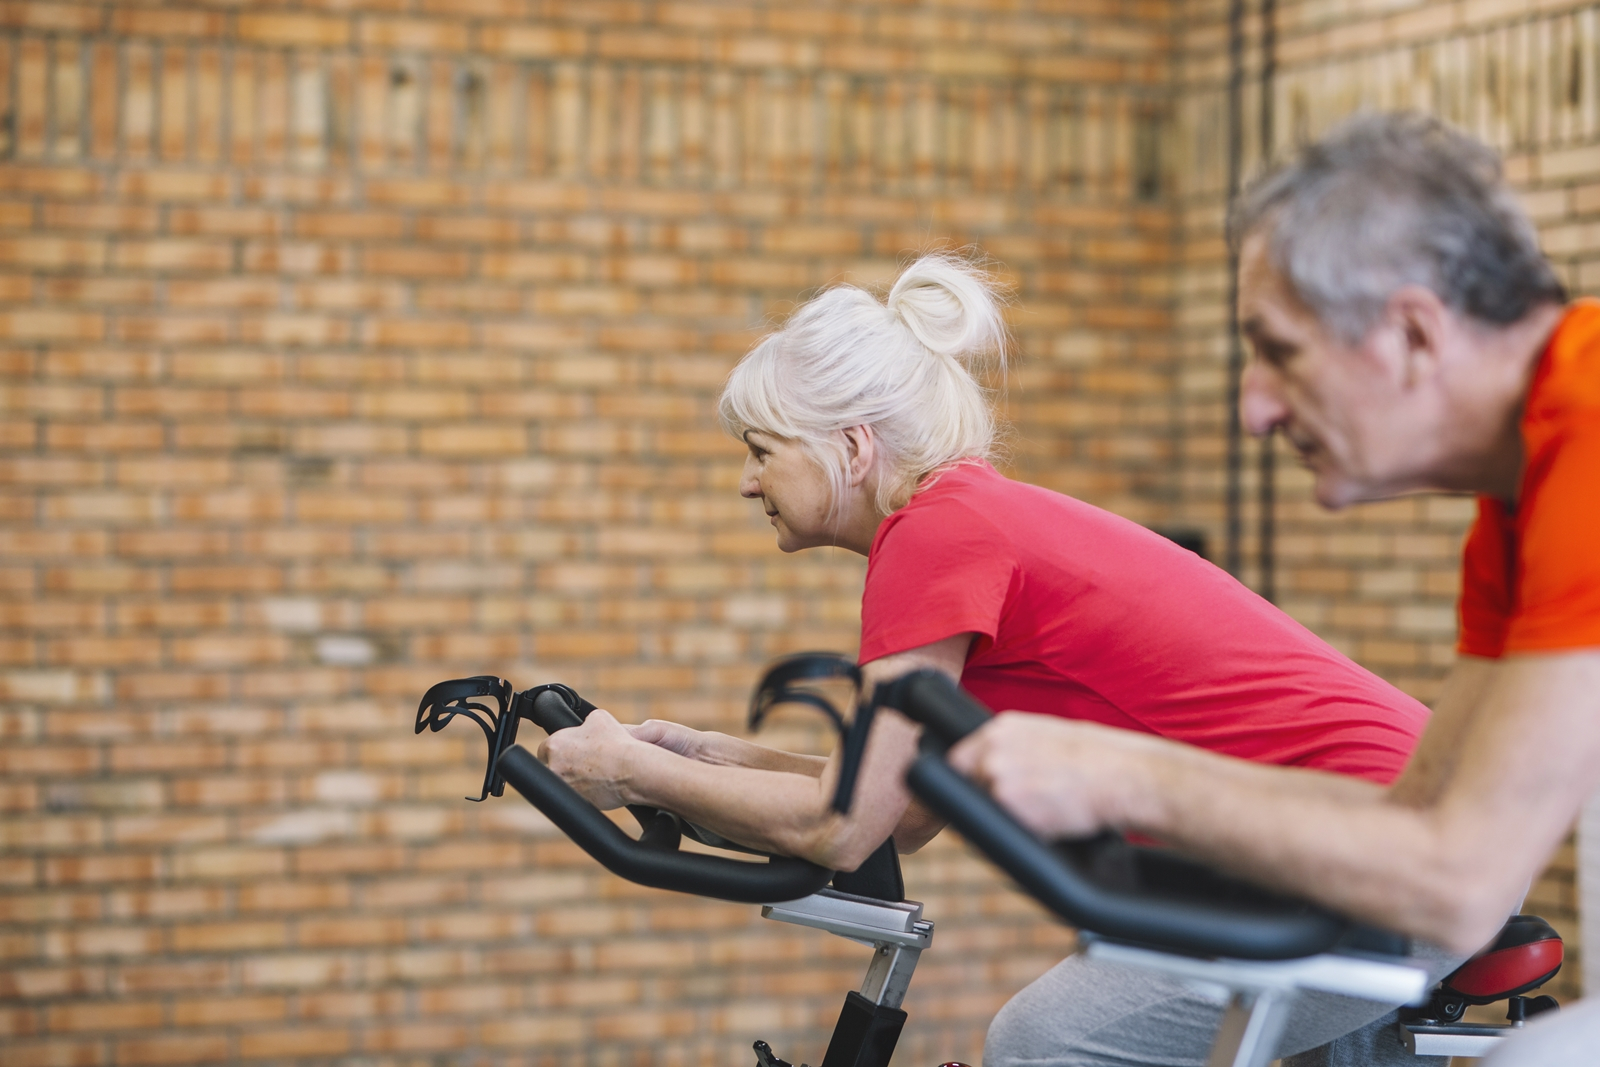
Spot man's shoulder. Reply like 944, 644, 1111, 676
1530, 300, 1600, 420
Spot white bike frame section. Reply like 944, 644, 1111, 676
1082, 935, 1430, 1067
762, 889, 935, 1012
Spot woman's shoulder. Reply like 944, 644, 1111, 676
906, 461, 1091, 524
889, 461, 1017, 524
872, 462, 1068, 558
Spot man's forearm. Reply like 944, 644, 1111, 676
1112, 740, 1492, 949
1064, 654, 1600, 953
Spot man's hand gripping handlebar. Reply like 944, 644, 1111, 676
845, 666, 1399, 961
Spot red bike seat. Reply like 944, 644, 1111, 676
1442, 914, 1563, 1005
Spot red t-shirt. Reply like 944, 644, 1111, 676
859, 461, 1428, 784
1459, 300, 1600, 657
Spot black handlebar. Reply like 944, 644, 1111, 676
873, 669, 993, 750
876, 669, 1375, 961
421, 659, 1405, 960
496, 746, 833, 903
417, 675, 833, 905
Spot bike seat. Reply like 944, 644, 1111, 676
1441, 914, 1563, 1004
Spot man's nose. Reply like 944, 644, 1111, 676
1240, 361, 1290, 438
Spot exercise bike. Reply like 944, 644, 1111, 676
859, 664, 1564, 1064
416, 661, 927, 1067
417, 656, 1563, 1067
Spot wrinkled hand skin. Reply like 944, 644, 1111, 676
625, 719, 708, 761
536, 709, 641, 810
947, 712, 1121, 840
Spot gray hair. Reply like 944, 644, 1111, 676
719, 254, 1008, 516
1230, 111, 1565, 343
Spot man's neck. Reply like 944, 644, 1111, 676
1440, 302, 1567, 503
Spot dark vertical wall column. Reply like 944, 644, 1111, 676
1257, 0, 1278, 603
1224, 0, 1279, 599
1224, 0, 1247, 579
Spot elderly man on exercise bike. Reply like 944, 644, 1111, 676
952, 111, 1600, 1066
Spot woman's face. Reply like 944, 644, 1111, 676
738, 430, 838, 553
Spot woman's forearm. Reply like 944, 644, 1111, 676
543, 637, 972, 871
620, 742, 878, 867
697, 732, 829, 777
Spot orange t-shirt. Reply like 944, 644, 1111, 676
1458, 300, 1600, 657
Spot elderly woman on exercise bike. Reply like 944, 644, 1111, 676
537, 254, 1449, 1067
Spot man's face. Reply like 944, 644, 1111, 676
1237, 234, 1437, 508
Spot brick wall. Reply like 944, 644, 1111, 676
0, 3, 1174, 1065
5, 2, 1595, 1064
1173, 0, 1600, 1005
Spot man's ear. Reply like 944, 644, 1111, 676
841, 424, 877, 488
1384, 286, 1450, 390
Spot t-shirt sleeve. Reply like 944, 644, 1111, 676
1457, 499, 1514, 658
857, 501, 1018, 665
1504, 413, 1600, 653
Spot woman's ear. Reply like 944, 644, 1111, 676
840, 424, 878, 488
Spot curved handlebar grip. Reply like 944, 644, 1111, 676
497, 746, 833, 905
877, 670, 991, 749
905, 753, 1349, 960
527, 689, 586, 734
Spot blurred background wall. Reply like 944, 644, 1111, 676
0, 1, 1589, 1065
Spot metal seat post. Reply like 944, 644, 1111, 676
760, 889, 936, 1067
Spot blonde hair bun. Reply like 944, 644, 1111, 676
886, 254, 1008, 366
719, 253, 1009, 515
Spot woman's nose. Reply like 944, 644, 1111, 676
1240, 360, 1290, 438
738, 458, 761, 499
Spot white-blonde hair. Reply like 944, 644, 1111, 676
718, 254, 1008, 516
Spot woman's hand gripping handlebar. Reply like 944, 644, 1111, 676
858, 670, 1375, 961
416, 677, 832, 904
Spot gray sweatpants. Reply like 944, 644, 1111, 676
985, 943, 1463, 1067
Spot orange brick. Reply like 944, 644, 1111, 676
171, 994, 286, 1026
168, 776, 285, 809
478, 23, 590, 57
111, 239, 232, 272
360, 16, 470, 52
170, 920, 287, 953
0, 164, 98, 195
238, 1026, 350, 1059
237, 12, 350, 47
167, 206, 279, 237
2, 1037, 110, 1067
363, 245, 471, 277
0, 236, 106, 269
40, 204, 160, 232
40, 278, 160, 306
46, 1000, 164, 1033
116, 169, 231, 201
114, 1034, 229, 1066
110, 8, 225, 38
